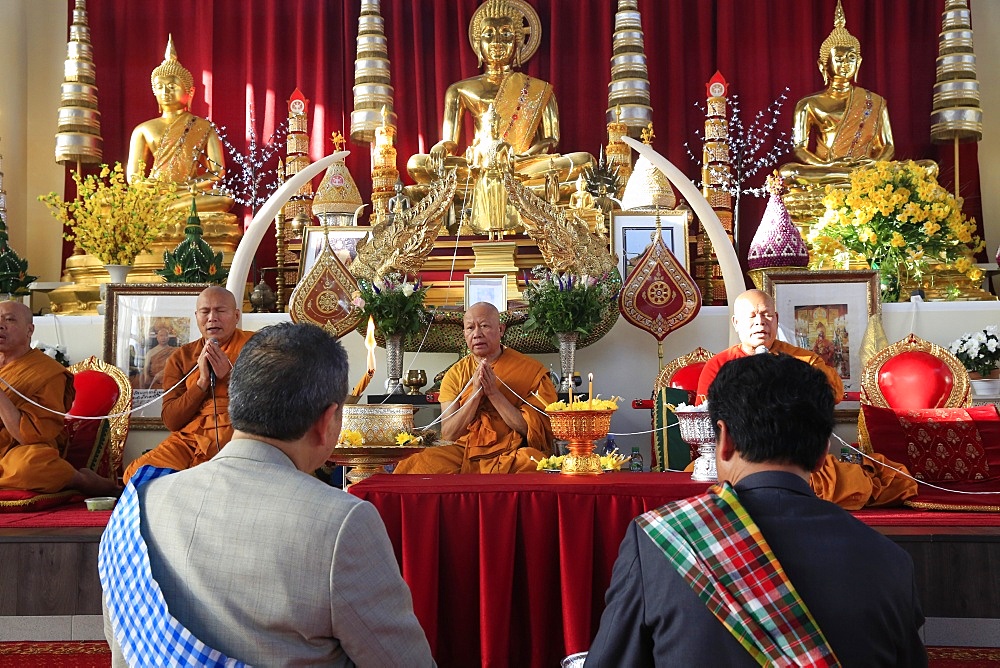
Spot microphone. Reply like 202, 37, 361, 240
754, 345, 769, 355
208, 337, 218, 388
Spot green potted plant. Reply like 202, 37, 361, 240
355, 272, 429, 393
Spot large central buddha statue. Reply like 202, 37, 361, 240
406, 0, 592, 232
127, 35, 235, 216
778, 1, 932, 222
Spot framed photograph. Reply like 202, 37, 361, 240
464, 274, 508, 312
103, 284, 211, 429
299, 225, 370, 277
761, 269, 880, 394
612, 210, 689, 279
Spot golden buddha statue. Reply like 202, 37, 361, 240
406, 0, 592, 218
126, 35, 234, 215
778, 1, 934, 222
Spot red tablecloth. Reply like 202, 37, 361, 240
349, 472, 709, 668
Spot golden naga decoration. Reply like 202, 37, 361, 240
501, 171, 616, 278
350, 169, 458, 283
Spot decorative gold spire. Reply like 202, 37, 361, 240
54, 0, 103, 165
350, 0, 396, 145
606, 0, 653, 137
931, 0, 983, 143
698, 71, 734, 305
605, 106, 632, 192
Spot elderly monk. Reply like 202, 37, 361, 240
123, 287, 252, 483
697, 289, 915, 509
0, 301, 118, 496
395, 302, 557, 474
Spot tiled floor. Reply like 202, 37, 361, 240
0, 615, 997, 647
0, 615, 105, 641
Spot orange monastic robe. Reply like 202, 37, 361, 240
696, 341, 916, 508
0, 349, 76, 493
697, 340, 844, 403
394, 348, 557, 474
123, 329, 253, 483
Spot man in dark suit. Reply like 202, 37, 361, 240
585, 353, 927, 667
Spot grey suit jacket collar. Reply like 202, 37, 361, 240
212, 437, 298, 469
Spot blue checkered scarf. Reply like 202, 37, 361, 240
99, 465, 247, 667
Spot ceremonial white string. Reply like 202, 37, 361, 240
0, 365, 199, 421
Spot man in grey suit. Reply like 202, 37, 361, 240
101, 322, 434, 667
585, 353, 926, 667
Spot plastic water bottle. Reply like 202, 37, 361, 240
629, 446, 644, 472
604, 434, 617, 455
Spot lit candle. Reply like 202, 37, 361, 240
568, 370, 574, 405
588, 373, 594, 408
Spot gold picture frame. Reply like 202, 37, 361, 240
103, 283, 213, 429
299, 225, 370, 277
464, 274, 508, 312
611, 210, 689, 279
761, 269, 880, 394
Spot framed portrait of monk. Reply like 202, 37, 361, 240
761, 269, 879, 395
299, 226, 370, 279
103, 284, 212, 429
611, 211, 689, 279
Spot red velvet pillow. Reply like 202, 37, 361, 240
62, 370, 120, 475
0, 489, 82, 513
877, 351, 956, 409
863, 404, 1000, 482
669, 362, 706, 404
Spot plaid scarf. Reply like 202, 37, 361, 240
638, 482, 840, 667
99, 465, 247, 668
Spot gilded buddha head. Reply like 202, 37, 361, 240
468, 0, 540, 69
817, 0, 861, 85
151, 34, 195, 111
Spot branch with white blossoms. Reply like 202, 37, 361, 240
31, 340, 70, 367
949, 326, 1000, 378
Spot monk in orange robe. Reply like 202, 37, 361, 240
394, 302, 557, 474
0, 301, 118, 495
123, 287, 251, 483
697, 289, 915, 509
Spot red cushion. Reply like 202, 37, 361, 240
669, 362, 706, 404
877, 351, 955, 409
863, 404, 1000, 510
63, 370, 121, 474
0, 488, 82, 513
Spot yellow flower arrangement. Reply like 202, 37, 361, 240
339, 429, 364, 447
807, 160, 984, 302
395, 432, 422, 446
545, 396, 621, 412
38, 162, 183, 266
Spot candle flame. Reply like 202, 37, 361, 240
365, 316, 377, 372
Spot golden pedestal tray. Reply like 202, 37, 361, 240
547, 409, 615, 475
328, 445, 426, 485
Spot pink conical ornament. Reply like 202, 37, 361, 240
747, 173, 809, 271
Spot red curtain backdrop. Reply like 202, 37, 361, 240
74, 0, 982, 280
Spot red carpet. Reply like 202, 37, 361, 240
0, 642, 994, 666
0, 641, 110, 667
0, 503, 110, 529
852, 508, 1000, 527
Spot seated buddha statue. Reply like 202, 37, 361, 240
406, 0, 592, 225
778, 1, 934, 220
126, 35, 234, 215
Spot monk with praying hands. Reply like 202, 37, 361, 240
697, 289, 915, 509
122, 287, 252, 483
394, 302, 557, 474
0, 301, 118, 497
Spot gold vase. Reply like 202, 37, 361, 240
547, 409, 614, 476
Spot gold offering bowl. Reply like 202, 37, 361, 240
547, 409, 615, 475
405, 369, 427, 395
332, 404, 417, 484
